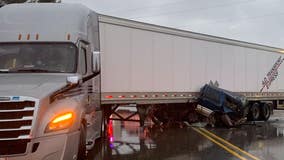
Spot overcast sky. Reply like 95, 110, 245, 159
63, 0, 284, 48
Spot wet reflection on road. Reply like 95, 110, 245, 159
88, 111, 284, 160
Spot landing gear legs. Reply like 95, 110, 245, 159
137, 105, 148, 126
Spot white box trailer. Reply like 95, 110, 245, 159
99, 15, 284, 98
98, 15, 284, 123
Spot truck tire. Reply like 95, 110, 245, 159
259, 103, 271, 121
77, 122, 87, 160
248, 103, 260, 121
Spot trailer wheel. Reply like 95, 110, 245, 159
260, 103, 271, 121
77, 122, 87, 160
248, 103, 260, 121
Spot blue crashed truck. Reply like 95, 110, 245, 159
198, 84, 272, 127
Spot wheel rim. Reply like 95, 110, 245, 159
263, 107, 268, 117
253, 107, 259, 118
262, 104, 270, 119
251, 103, 260, 119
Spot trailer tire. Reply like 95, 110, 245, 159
77, 122, 87, 160
248, 103, 260, 121
260, 103, 270, 121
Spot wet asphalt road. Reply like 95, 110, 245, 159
87, 110, 284, 160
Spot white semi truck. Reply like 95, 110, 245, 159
1, 3, 284, 160
0, 3, 102, 160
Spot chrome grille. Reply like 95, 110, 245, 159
0, 101, 35, 155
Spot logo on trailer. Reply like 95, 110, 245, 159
12, 96, 20, 101
260, 56, 284, 92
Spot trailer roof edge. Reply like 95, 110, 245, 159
98, 14, 284, 54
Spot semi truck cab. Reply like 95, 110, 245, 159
0, 3, 101, 160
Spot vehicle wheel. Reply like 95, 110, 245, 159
77, 122, 87, 160
248, 103, 260, 121
259, 103, 271, 121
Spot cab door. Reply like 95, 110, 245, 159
79, 41, 102, 148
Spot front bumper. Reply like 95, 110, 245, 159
0, 131, 80, 160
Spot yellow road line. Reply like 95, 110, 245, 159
192, 127, 248, 160
199, 128, 261, 160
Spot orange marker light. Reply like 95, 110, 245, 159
67, 34, 71, 40
27, 34, 30, 40
52, 112, 73, 124
36, 34, 39, 40
18, 34, 22, 40
46, 112, 74, 133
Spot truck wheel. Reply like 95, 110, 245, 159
77, 122, 87, 160
260, 103, 270, 121
248, 103, 260, 121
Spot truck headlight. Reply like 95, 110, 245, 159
45, 112, 74, 133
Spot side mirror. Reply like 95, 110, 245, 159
67, 75, 82, 86
92, 51, 100, 74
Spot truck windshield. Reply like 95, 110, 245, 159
0, 43, 77, 73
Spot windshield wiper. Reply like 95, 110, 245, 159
10, 68, 51, 73
0, 68, 63, 73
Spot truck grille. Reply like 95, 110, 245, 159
0, 101, 35, 156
